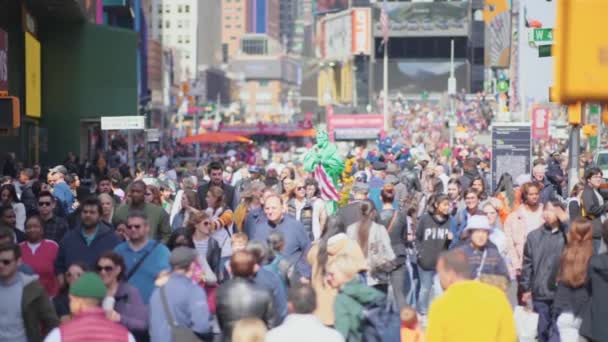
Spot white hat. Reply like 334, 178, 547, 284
464, 215, 491, 232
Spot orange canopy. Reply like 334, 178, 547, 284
179, 132, 252, 144
287, 129, 316, 138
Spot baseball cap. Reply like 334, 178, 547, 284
69, 273, 107, 300
170, 247, 198, 269
464, 215, 492, 233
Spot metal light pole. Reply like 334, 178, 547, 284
382, 38, 389, 132
447, 39, 457, 148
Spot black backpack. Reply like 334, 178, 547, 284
356, 295, 401, 342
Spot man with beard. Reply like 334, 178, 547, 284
197, 161, 236, 211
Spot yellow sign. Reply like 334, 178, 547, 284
25, 32, 40, 118
554, 0, 608, 103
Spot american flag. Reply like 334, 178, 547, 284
380, 0, 390, 47
313, 164, 340, 201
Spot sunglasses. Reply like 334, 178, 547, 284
97, 265, 115, 273
38, 201, 52, 207
0, 258, 15, 266
127, 224, 142, 230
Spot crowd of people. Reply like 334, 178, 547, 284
0, 126, 606, 342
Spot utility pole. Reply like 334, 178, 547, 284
382, 36, 389, 132
567, 102, 583, 192
447, 39, 457, 148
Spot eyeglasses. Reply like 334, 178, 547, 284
0, 258, 15, 266
126, 224, 142, 230
96, 265, 115, 273
38, 202, 52, 207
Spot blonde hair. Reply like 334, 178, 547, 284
232, 232, 249, 247
231, 318, 267, 342
327, 254, 360, 280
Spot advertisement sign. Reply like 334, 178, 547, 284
0, 29, 7, 91
491, 123, 532, 190
532, 107, 550, 139
317, 0, 347, 15
25, 32, 41, 118
484, 0, 511, 67
328, 113, 384, 140
101, 116, 145, 130
373, 2, 470, 38
373, 59, 470, 94
351, 8, 371, 55
323, 11, 352, 61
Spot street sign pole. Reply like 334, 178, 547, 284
194, 109, 200, 161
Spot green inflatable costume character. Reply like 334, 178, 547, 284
303, 129, 344, 215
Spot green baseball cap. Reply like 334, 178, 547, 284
69, 272, 107, 300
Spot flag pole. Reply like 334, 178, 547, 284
382, 38, 389, 133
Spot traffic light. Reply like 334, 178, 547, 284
568, 102, 582, 125
583, 124, 598, 137
0, 96, 20, 128
554, 0, 608, 103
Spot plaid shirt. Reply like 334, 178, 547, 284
43, 215, 69, 243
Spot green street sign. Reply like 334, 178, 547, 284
531, 28, 553, 42
590, 103, 601, 115
496, 80, 509, 93
538, 44, 552, 57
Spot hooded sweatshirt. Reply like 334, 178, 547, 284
416, 213, 451, 270
307, 233, 367, 326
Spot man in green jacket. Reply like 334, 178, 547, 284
113, 180, 171, 243
0, 242, 59, 342
328, 254, 384, 341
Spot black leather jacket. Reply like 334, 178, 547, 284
216, 277, 276, 341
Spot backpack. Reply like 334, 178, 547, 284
358, 295, 401, 342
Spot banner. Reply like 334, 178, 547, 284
373, 2, 469, 38
532, 107, 549, 139
351, 8, 371, 55
317, 0, 347, 15
491, 123, 532, 190
484, 0, 512, 67
0, 29, 7, 91
25, 32, 41, 118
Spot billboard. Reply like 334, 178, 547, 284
25, 32, 41, 118
351, 8, 371, 55
491, 123, 532, 190
373, 59, 470, 95
374, 2, 470, 38
484, 0, 511, 67
328, 113, 384, 140
230, 58, 300, 84
0, 29, 7, 91
317, 0, 348, 15
323, 10, 352, 61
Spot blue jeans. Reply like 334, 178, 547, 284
417, 268, 436, 315
533, 300, 554, 342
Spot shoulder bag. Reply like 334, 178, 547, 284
127, 241, 160, 280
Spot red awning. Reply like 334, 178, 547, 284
179, 132, 252, 144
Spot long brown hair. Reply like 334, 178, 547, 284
357, 200, 376, 256
559, 217, 594, 287
207, 186, 225, 209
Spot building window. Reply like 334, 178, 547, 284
158, 21, 162, 29
185, 5, 190, 13
185, 36, 191, 44
236, 24, 241, 29
225, 16, 232, 20
158, 4, 162, 13
230, 36, 237, 40
225, 25, 232, 29
165, 21, 170, 28
259, 81, 269, 87
178, 35, 183, 43
178, 5, 183, 13
165, 5, 170, 13
185, 54, 190, 59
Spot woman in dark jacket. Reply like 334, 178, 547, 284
378, 184, 410, 309
552, 218, 593, 342
581, 220, 608, 342
415, 194, 451, 315
581, 167, 608, 253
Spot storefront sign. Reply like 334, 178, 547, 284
25, 32, 41, 118
0, 29, 8, 91
351, 8, 371, 55
101, 116, 145, 130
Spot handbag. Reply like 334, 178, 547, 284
514, 305, 539, 342
160, 286, 201, 342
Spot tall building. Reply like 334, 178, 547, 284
221, 0, 248, 62
280, 0, 297, 52
197, 0, 222, 68
150, 0, 198, 81
247, 0, 280, 40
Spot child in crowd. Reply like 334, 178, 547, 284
400, 306, 425, 342
222, 233, 249, 280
